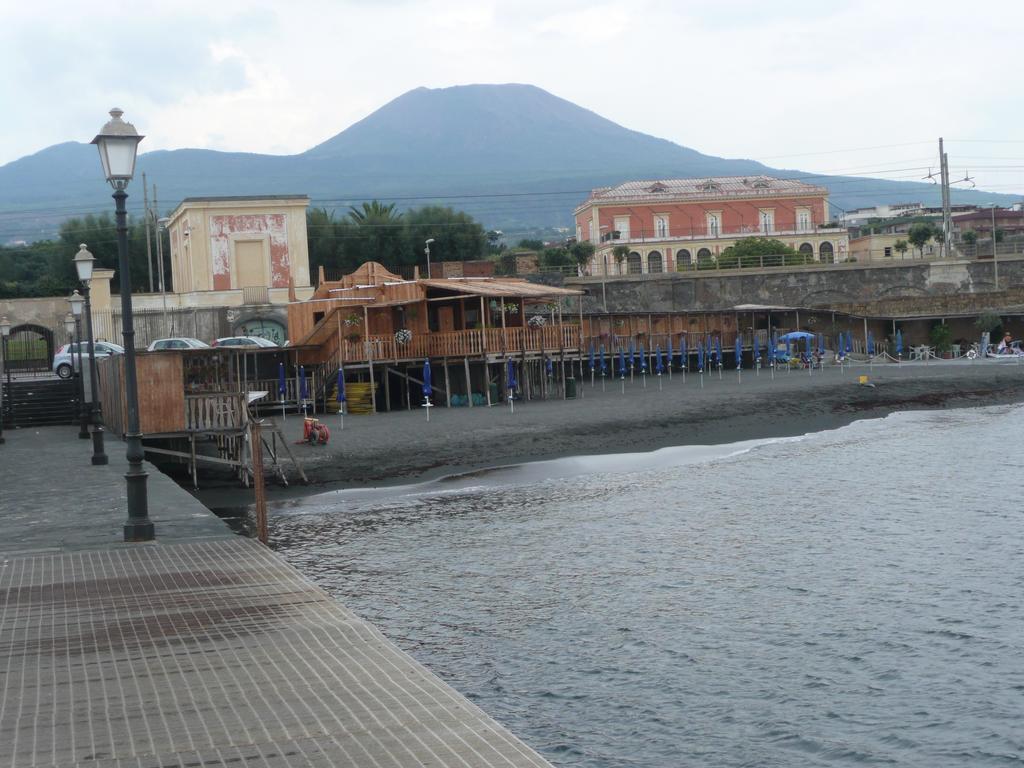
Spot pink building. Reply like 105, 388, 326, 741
573, 176, 849, 275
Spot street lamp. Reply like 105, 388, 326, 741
67, 293, 89, 439
424, 238, 435, 279
73, 244, 108, 466
0, 316, 8, 444
92, 108, 152, 541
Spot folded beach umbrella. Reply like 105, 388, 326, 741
734, 335, 742, 369
697, 339, 705, 371
299, 365, 308, 401
767, 337, 775, 364
600, 345, 609, 376
639, 343, 647, 373
618, 348, 627, 378
546, 356, 554, 379
806, 335, 814, 360
845, 332, 853, 356
715, 337, 723, 367
895, 330, 903, 356
278, 362, 286, 398
679, 336, 687, 369
667, 336, 674, 370
656, 345, 665, 374
422, 358, 432, 399
589, 344, 595, 372
506, 358, 517, 392
867, 332, 875, 356
336, 367, 346, 404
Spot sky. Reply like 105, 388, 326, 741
2, 0, 1023, 198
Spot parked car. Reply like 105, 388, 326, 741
53, 341, 125, 379
212, 336, 278, 348
146, 337, 210, 351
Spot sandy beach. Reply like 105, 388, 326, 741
187, 359, 1024, 508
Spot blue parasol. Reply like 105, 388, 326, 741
618, 348, 627, 378
715, 337, 723, 367
697, 339, 705, 371
639, 343, 647, 373
667, 336, 674, 371
600, 345, 609, 376
589, 344, 595, 372
506, 358, 517, 391
845, 332, 853, 356
336, 367, 346, 403
299, 365, 308, 400
895, 329, 903, 356
278, 362, 286, 397
656, 345, 665, 374
679, 336, 687, 369
546, 356, 554, 379
867, 332, 875, 356
734, 335, 742, 369
768, 335, 775, 364
422, 359, 432, 399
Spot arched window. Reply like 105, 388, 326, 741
677, 249, 692, 268
799, 243, 814, 262
627, 251, 643, 274
697, 247, 713, 262
647, 251, 663, 273
819, 241, 834, 264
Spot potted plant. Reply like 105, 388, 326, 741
929, 323, 953, 358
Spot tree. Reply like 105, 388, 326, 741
517, 238, 544, 251
611, 244, 630, 265
402, 205, 487, 265
961, 231, 977, 246
568, 241, 595, 271
894, 239, 909, 259
907, 223, 934, 257
541, 247, 572, 267
718, 237, 800, 269
995, 228, 1005, 244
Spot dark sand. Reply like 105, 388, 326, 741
190, 359, 1024, 508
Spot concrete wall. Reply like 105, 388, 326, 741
569, 256, 1024, 314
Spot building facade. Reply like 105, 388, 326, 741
166, 195, 312, 301
573, 176, 848, 276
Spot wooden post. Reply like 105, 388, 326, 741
443, 358, 451, 407
404, 364, 412, 410
251, 421, 268, 545
463, 357, 474, 407
384, 366, 391, 412
364, 305, 376, 413
484, 361, 492, 406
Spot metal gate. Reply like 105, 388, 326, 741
4, 324, 57, 377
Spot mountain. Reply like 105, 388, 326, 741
0, 83, 1018, 243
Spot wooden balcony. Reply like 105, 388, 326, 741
333, 325, 582, 364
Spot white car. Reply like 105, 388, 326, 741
213, 336, 279, 348
53, 341, 125, 379
147, 337, 210, 351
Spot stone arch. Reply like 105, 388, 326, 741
677, 249, 693, 268
6, 323, 56, 372
627, 251, 643, 274
799, 242, 814, 260
647, 250, 663, 273
819, 241, 835, 264
697, 247, 713, 261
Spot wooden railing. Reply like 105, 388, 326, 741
330, 325, 584, 363
185, 393, 248, 431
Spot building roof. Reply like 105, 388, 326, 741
179, 195, 310, 203
419, 278, 583, 299
575, 175, 828, 212
953, 209, 1023, 222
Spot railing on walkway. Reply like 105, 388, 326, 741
185, 393, 248, 431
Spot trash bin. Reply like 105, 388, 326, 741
565, 377, 577, 399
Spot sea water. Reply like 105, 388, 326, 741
270, 404, 1024, 767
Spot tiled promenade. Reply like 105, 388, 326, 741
0, 427, 553, 768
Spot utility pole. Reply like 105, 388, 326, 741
153, 184, 170, 334
939, 137, 952, 259
142, 173, 154, 293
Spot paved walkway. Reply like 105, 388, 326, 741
0, 427, 553, 768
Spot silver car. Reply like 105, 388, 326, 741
53, 341, 125, 379
147, 337, 210, 351
213, 336, 279, 348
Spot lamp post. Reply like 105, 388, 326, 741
0, 316, 7, 444
424, 238, 435, 279
92, 108, 152, 541
73, 244, 108, 466
67, 296, 89, 438
0, 316, 11, 433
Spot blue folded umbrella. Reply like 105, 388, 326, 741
679, 336, 687, 369
867, 332, 875, 356
278, 362, 286, 397
588, 344, 595, 372
618, 348, 627, 378
506, 358, 517, 391
299, 365, 308, 400
896, 330, 903, 356
715, 337, 722, 366
845, 333, 853, 356
697, 340, 705, 372
639, 343, 647, 373
734, 335, 742, 369
600, 345, 609, 375
656, 345, 665, 374
336, 367, 346, 403
667, 337, 674, 370
547, 356, 554, 378
422, 358, 432, 398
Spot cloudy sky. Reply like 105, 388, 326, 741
3, 0, 1022, 196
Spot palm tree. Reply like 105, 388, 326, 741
348, 200, 402, 225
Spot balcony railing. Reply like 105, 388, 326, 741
595, 224, 844, 245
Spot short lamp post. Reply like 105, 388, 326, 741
67, 294, 90, 439
0, 316, 8, 444
92, 108, 151, 541
73, 244, 108, 466
0, 315, 11, 436
424, 238, 435, 279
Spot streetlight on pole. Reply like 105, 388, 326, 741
73, 244, 108, 466
67, 294, 89, 439
424, 238, 435, 279
91, 108, 152, 541
0, 316, 7, 445
1, 317, 11, 434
